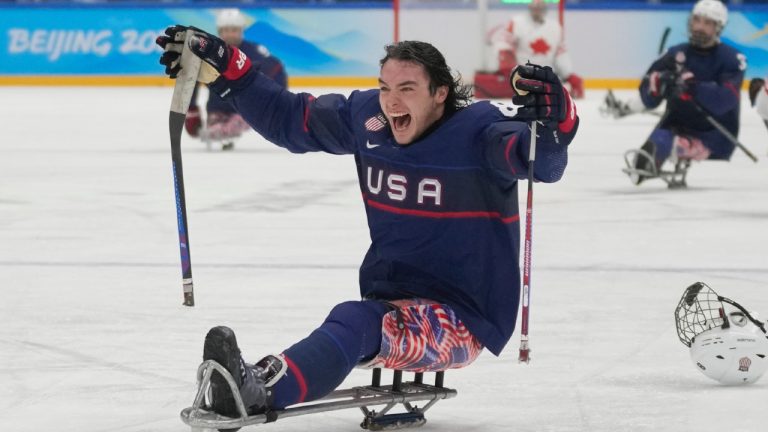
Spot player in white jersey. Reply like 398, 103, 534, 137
749, 77, 768, 121
490, 0, 583, 99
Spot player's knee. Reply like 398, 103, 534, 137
707, 146, 734, 161
325, 300, 388, 334
326, 301, 369, 326
700, 135, 735, 161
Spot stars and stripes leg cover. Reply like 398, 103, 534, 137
360, 299, 484, 373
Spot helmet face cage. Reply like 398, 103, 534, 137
675, 282, 767, 347
675, 282, 726, 347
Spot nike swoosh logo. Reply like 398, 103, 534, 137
366, 141, 380, 149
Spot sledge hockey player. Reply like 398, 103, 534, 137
478, 0, 583, 99
185, 9, 287, 150
157, 27, 579, 419
623, 0, 745, 187
749, 77, 768, 121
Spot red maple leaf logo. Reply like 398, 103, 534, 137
529, 38, 550, 55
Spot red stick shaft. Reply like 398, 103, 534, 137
518, 121, 537, 363
393, 0, 400, 43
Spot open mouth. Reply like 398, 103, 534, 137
390, 112, 411, 132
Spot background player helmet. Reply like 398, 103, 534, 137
529, 0, 547, 22
689, 0, 727, 47
675, 282, 768, 385
692, 0, 728, 29
216, 9, 247, 29
216, 9, 248, 46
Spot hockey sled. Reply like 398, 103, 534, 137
599, 90, 662, 119
622, 148, 691, 189
180, 360, 457, 431
599, 90, 630, 119
199, 128, 237, 151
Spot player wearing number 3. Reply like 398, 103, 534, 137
616, 1, 747, 186
157, 28, 578, 417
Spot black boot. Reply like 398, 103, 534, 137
203, 326, 269, 418
631, 140, 658, 185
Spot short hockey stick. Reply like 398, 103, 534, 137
169, 30, 202, 307
518, 121, 537, 364
658, 27, 671, 55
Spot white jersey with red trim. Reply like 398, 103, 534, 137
756, 78, 768, 121
495, 13, 573, 79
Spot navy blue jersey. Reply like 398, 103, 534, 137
209, 71, 578, 355
640, 42, 745, 136
191, 40, 287, 113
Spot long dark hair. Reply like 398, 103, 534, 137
380, 41, 472, 113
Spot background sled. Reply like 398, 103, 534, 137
181, 360, 457, 431
622, 148, 691, 189
199, 127, 239, 151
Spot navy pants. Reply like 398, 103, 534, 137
270, 300, 389, 409
650, 127, 735, 163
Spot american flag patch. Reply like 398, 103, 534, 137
739, 357, 752, 372
365, 114, 387, 131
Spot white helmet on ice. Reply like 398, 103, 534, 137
216, 9, 247, 29
689, 323, 768, 385
692, 0, 728, 28
675, 282, 768, 385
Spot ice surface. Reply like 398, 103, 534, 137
1, 86, 766, 432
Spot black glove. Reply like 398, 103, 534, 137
648, 69, 694, 100
155, 26, 187, 78
749, 78, 765, 107
156, 25, 251, 82
509, 63, 569, 126
656, 70, 679, 98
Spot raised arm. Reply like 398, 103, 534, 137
158, 25, 357, 155
484, 64, 578, 184
211, 72, 358, 155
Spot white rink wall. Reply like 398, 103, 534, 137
401, 7, 767, 84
